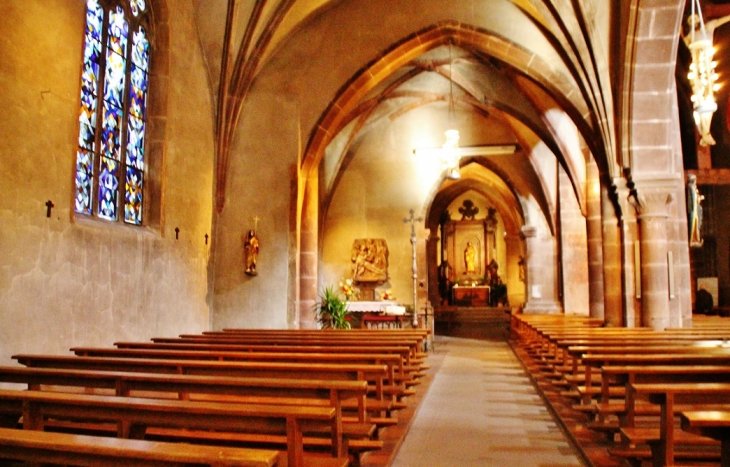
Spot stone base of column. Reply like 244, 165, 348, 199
522, 300, 562, 314
298, 319, 319, 329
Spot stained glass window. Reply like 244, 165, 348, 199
75, 0, 150, 225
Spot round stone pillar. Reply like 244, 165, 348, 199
601, 184, 624, 327
586, 161, 605, 319
298, 176, 319, 329
631, 188, 674, 330
521, 225, 561, 314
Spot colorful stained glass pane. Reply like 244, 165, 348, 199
103, 49, 126, 109
81, 58, 99, 99
107, 7, 128, 57
75, 150, 94, 215
131, 28, 149, 70
78, 89, 97, 151
126, 115, 145, 169
85, 0, 103, 45
130, 0, 146, 17
129, 65, 147, 119
98, 157, 119, 220
124, 167, 143, 224
101, 104, 123, 160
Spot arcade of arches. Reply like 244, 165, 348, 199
7, 0, 730, 362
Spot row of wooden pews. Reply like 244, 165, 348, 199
0, 327, 430, 467
510, 313, 730, 467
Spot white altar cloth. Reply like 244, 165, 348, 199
346, 301, 399, 313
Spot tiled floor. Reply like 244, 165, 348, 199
385, 335, 587, 467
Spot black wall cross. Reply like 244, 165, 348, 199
45, 200, 54, 218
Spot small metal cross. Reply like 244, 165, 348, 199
45, 200, 54, 218
403, 209, 423, 327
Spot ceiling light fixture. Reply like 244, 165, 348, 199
687, 0, 720, 146
443, 41, 461, 179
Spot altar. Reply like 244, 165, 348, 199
346, 301, 406, 328
452, 285, 490, 307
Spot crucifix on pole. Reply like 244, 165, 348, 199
403, 209, 423, 327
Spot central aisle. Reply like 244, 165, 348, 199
390, 336, 586, 467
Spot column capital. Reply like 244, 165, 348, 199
628, 178, 680, 219
520, 225, 537, 238
629, 190, 674, 218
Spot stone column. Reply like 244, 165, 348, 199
630, 186, 674, 330
426, 232, 440, 307
298, 174, 319, 329
504, 234, 525, 307
601, 184, 624, 327
521, 225, 561, 314
586, 161, 605, 319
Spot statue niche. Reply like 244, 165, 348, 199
351, 239, 388, 300
437, 201, 504, 306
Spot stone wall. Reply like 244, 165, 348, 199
0, 0, 215, 364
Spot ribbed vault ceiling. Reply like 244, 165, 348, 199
195, 0, 618, 227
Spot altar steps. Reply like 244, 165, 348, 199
434, 306, 511, 340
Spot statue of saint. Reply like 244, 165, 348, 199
687, 174, 704, 247
487, 259, 499, 285
464, 242, 476, 274
518, 255, 526, 282
244, 229, 259, 276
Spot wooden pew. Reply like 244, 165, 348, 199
13, 354, 390, 399
680, 410, 730, 467
212, 330, 430, 362
0, 365, 376, 454
566, 344, 730, 402
0, 427, 280, 467
113, 341, 421, 376
163, 335, 426, 366
581, 365, 730, 444
70, 347, 414, 388
619, 383, 730, 467
577, 352, 730, 408
115, 341, 414, 362
218, 329, 430, 341
0, 389, 344, 467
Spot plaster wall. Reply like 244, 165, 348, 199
210, 90, 301, 330
0, 0, 215, 364
558, 168, 590, 315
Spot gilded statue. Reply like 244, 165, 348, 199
244, 229, 259, 276
464, 241, 476, 274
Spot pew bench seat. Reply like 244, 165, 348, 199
142, 428, 383, 464
607, 445, 720, 467
41, 420, 375, 465
0, 426, 281, 467
0, 389, 340, 467
680, 409, 730, 467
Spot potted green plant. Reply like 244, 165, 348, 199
314, 286, 351, 329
